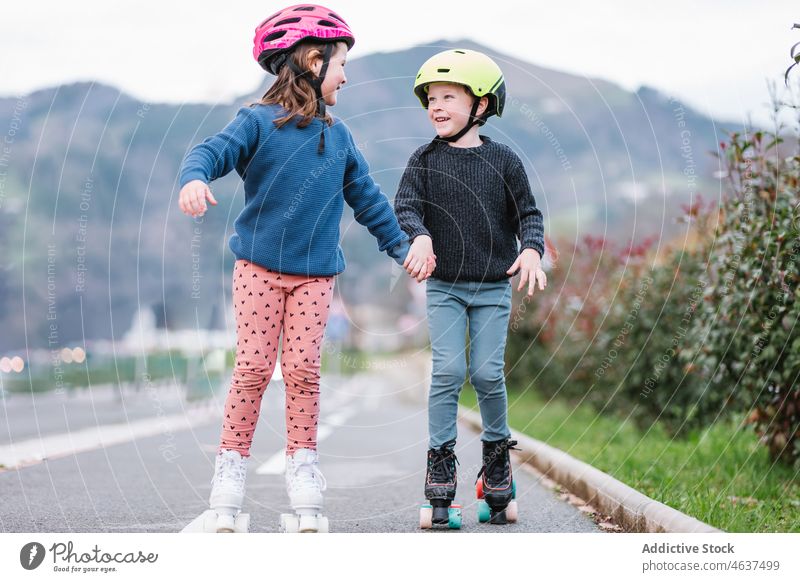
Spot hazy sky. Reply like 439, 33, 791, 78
2, 0, 798, 126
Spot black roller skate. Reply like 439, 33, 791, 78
419, 440, 462, 529
475, 438, 519, 524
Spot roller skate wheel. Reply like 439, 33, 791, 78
419, 504, 433, 529
476, 479, 484, 499
299, 513, 323, 532
280, 513, 299, 533
215, 513, 236, 533
316, 516, 330, 533
234, 512, 251, 533
477, 500, 491, 523
447, 505, 462, 529
505, 500, 518, 523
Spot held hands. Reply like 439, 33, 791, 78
179, 179, 217, 218
403, 235, 437, 283
507, 248, 547, 297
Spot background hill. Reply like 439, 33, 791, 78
0, 39, 730, 351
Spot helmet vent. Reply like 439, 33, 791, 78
259, 12, 281, 27
263, 30, 288, 42
454, 50, 465, 54
274, 17, 302, 26
437, 68, 450, 73
328, 12, 346, 23
317, 19, 336, 27
293, 5, 315, 10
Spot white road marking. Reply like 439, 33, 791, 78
0, 405, 219, 471
255, 406, 359, 475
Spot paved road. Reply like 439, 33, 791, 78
0, 373, 599, 533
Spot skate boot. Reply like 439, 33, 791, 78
181, 449, 250, 533
280, 448, 329, 533
419, 439, 462, 530
476, 438, 519, 524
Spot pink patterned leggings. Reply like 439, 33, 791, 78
218, 259, 334, 457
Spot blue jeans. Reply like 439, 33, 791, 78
426, 277, 513, 448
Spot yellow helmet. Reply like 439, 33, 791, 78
413, 49, 506, 120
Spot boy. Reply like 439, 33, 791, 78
395, 49, 547, 527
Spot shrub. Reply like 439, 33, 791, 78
691, 127, 800, 467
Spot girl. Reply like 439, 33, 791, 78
178, 4, 428, 533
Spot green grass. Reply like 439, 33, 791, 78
0, 348, 390, 395
320, 348, 405, 376
460, 384, 800, 532
2, 351, 210, 398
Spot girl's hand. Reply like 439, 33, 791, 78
507, 248, 547, 297
404, 235, 436, 282
179, 179, 217, 218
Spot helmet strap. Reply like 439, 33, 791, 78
285, 43, 334, 153
437, 97, 482, 144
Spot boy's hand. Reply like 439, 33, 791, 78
403, 235, 437, 282
424, 255, 437, 281
507, 248, 547, 297
179, 179, 217, 218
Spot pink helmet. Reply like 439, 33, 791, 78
253, 4, 355, 74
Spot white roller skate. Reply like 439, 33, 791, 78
181, 449, 250, 533
280, 448, 329, 533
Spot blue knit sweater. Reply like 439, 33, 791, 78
180, 103, 409, 277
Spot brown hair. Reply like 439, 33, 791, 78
257, 41, 343, 129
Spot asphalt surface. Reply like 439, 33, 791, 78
0, 373, 599, 533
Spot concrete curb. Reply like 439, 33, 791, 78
458, 407, 721, 533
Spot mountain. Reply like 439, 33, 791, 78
0, 39, 732, 351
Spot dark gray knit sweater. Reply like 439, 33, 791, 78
394, 136, 545, 282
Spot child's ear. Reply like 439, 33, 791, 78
309, 56, 323, 76
477, 96, 489, 117
304, 49, 323, 76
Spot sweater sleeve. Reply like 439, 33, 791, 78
342, 130, 409, 263
179, 106, 260, 187
505, 155, 545, 258
394, 150, 431, 241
